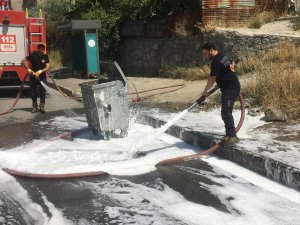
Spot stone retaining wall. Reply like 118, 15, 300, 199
118, 31, 300, 75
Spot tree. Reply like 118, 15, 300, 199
69, 0, 201, 58
40, 0, 74, 49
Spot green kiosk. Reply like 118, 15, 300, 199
58, 20, 101, 77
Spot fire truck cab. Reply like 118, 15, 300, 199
0, 2, 46, 89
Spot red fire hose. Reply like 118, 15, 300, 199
2, 126, 107, 179
2, 168, 107, 179
156, 93, 245, 165
0, 73, 29, 115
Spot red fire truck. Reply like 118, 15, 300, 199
0, 2, 46, 89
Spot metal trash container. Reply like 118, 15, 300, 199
79, 61, 129, 140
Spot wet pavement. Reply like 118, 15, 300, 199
1, 92, 300, 224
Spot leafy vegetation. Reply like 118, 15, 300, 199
61, 0, 201, 58
28, 0, 74, 49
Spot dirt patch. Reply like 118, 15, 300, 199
127, 77, 207, 109
217, 19, 300, 37
127, 76, 250, 112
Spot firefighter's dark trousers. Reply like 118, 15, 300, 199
221, 88, 240, 137
30, 76, 46, 107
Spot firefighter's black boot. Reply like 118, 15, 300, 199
39, 103, 46, 113
31, 103, 38, 113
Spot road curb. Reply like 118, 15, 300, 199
47, 80, 73, 96
139, 114, 300, 191
47, 80, 82, 101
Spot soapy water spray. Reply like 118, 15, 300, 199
40, 80, 78, 117
129, 86, 219, 157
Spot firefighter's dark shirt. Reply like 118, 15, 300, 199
27, 51, 49, 79
210, 52, 240, 91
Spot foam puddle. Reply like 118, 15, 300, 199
130, 109, 189, 154
1, 113, 300, 224
0, 116, 195, 175
83, 173, 300, 225
143, 108, 300, 169
0, 170, 70, 225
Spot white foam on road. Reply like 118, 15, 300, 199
130, 109, 189, 154
170, 138, 300, 205
0, 113, 300, 224
143, 108, 265, 138
0, 116, 194, 175
144, 108, 300, 169
0, 170, 71, 225
85, 176, 300, 225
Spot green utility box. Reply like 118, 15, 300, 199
58, 20, 101, 77
85, 33, 100, 75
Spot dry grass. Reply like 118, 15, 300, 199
48, 49, 62, 69
212, 14, 246, 28
242, 43, 300, 120
171, 16, 195, 38
237, 53, 263, 75
291, 13, 300, 31
247, 11, 276, 29
196, 18, 245, 32
195, 22, 216, 33
159, 66, 211, 81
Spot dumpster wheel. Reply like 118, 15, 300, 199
103, 131, 112, 141
92, 128, 99, 135
120, 129, 128, 138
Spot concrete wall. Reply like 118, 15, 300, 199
118, 35, 203, 75
118, 31, 299, 75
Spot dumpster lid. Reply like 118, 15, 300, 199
58, 20, 101, 32
101, 61, 128, 87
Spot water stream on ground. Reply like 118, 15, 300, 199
40, 81, 78, 117
129, 109, 189, 155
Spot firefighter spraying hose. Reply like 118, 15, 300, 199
22, 43, 50, 113
134, 85, 245, 159
155, 92, 245, 165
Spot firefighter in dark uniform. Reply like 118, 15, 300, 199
22, 44, 50, 113
201, 42, 241, 144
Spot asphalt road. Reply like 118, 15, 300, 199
0, 90, 299, 225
